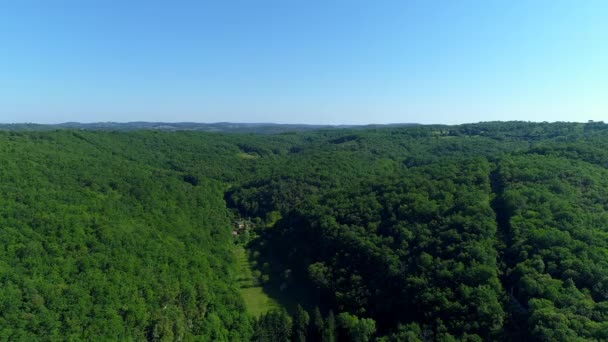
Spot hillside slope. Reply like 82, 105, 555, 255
0, 131, 251, 340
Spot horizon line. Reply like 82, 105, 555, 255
0, 120, 604, 126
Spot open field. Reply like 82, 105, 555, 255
234, 246, 280, 317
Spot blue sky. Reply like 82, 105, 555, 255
0, 1, 606, 124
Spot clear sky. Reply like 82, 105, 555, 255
0, 1, 606, 124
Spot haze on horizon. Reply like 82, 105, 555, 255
1, 1, 606, 125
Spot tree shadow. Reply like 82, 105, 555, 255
245, 225, 324, 315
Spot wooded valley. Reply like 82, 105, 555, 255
1, 121, 608, 341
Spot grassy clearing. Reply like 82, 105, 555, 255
237, 152, 259, 159
234, 246, 280, 317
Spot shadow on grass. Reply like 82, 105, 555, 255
244, 234, 324, 316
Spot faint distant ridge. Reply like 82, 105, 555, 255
0, 121, 420, 134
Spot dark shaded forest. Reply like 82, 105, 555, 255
1, 121, 608, 341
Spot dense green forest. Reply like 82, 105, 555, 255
1, 121, 608, 340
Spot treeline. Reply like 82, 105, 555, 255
253, 306, 379, 342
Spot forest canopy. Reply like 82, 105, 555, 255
1, 121, 608, 341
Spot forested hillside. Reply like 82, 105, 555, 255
0, 131, 252, 340
1, 121, 608, 341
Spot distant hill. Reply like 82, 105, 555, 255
0, 121, 420, 134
